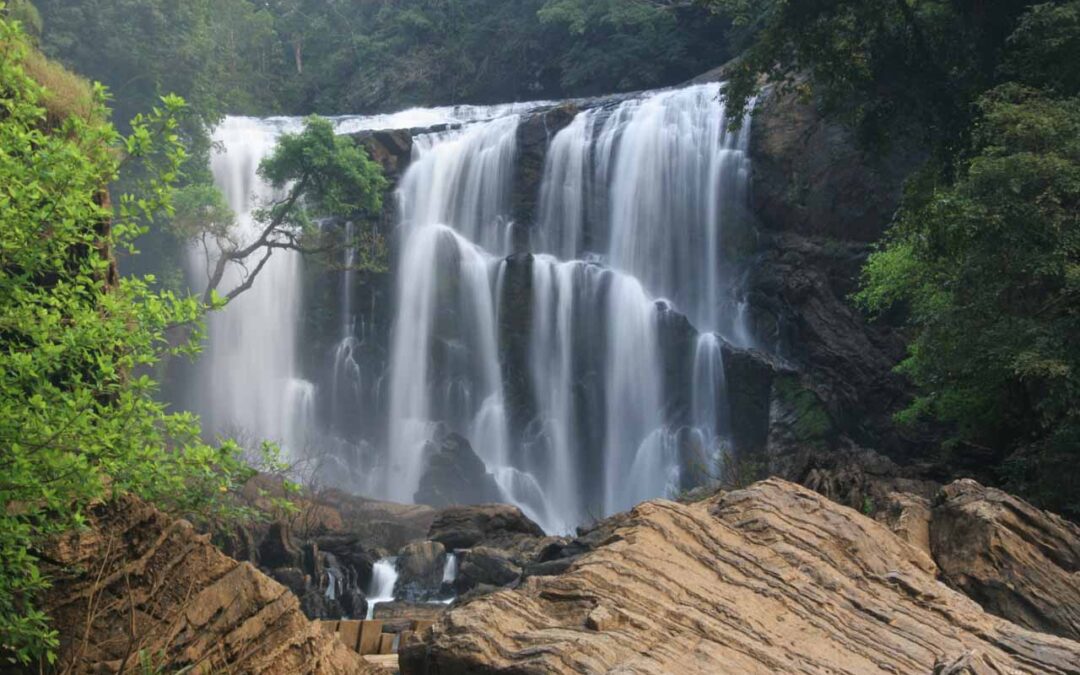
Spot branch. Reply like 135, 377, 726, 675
223, 247, 274, 303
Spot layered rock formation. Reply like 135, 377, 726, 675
40, 495, 379, 674
402, 479, 1080, 674
931, 479, 1080, 642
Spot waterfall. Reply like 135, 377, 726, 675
195, 117, 312, 456
195, 83, 753, 534
365, 557, 399, 620
535, 83, 753, 336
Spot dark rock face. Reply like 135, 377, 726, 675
744, 86, 926, 463
512, 103, 578, 227
930, 479, 1080, 641
428, 503, 546, 551
414, 433, 503, 507
259, 521, 302, 569
353, 128, 414, 181
315, 533, 378, 591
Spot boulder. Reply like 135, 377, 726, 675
315, 533, 378, 590
428, 503, 545, 552
414, 433, 503, 508
396, 540, 447, 601
353, 128, 414, 179
40, 495, 377, 674
271, 566, 311, 598
931, 479, 1080, 641
401, 479, 1080, 674
309, 488, 436, 552
456, 547, 522, 591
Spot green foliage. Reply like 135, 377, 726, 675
197, 116, 389, 305
711, 0, 1080, 515
0, 13, 260, 665
858, 82, 1080, 515
706, 0, 1037, 155
538, 0, 729, 94
2, 0, 40, 41
259, 116, 386, 227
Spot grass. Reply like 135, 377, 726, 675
20, 48, 101, 127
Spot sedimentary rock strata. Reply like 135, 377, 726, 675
41, 495, 379, 674
402, 479, 1080, 674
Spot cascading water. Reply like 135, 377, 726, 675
535, 84, 754, 336
193, 82, 753, 534
365, 557, 399, 620
195, 117, 313, 456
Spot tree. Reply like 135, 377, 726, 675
706, 0, 1038, 156
0, 13, 259, 665
858, 84, 1079, 516
705, 0, 1080, 514
853, 2, 1080, 516
184, 116, 388, 306
538, 0, 729, 94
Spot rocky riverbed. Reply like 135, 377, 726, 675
40, 476, 1080, 673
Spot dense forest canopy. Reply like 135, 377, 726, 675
33, 0, 732, 120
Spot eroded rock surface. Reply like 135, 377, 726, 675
931, 479, 1080, 642
41, 495, 376, 674
402, 479, 1080, 674
427, 503, 544, 552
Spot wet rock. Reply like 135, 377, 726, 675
744, 84, 925, 464
513, 103, 578, 226
352, 128, 414, 179
931, 479, 1080, 641
396, 540, 447, 601
414, 433, 503, 508
40, 495, 373, 674
401, 479, 1080, 674
315, 533, 378, 590
271, 566, 310, 598
259, 520, 302, 569
428, 503, 545, 551
457, 546, 522, 591
310, 488, 436, 552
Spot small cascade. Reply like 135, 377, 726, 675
365, 557, 399, 620
441, 553, 459, 585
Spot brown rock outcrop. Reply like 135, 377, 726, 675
41, 495, 378, 674
931, 479, 1080, 642
402, 479, 1080, 674
427, 503, 544, 552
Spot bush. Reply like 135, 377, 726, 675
0, 10, 258, 666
